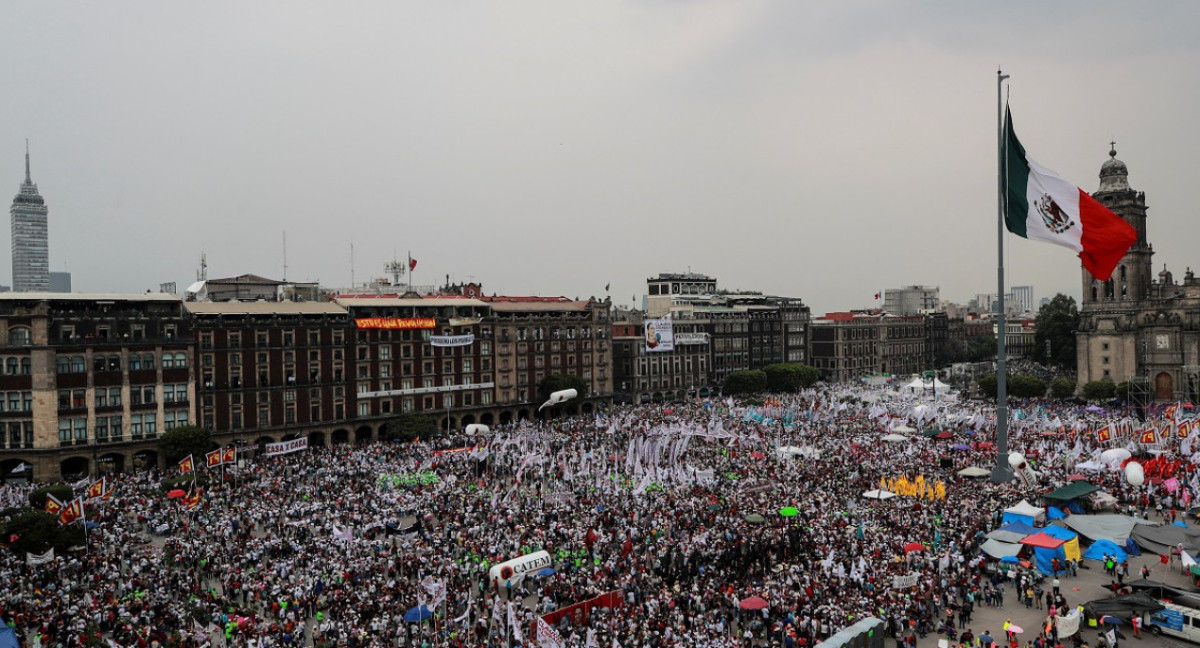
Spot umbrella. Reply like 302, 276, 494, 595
903, 542, 925, 553
935, 431, 953, 439
1066, 474, 1089, 481
862, 489, 897, 500
966, 429, 978, 435
957, 467, 990, 478
920, 429, 940, 438
1007, 624, 1024, 634
1098, 615, 1124, 625
779, 507, 799, 517
166, 489, 187, 499
881, 434, 909, 443
952, 444, 971, 450
535, 567, 556, 577
1000, 555, 1020, 564
744, 514, 766, 524
738, 596, 769, 611
404, 605, 433, 623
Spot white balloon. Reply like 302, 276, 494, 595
538, 388, 579, 411
1125, 461, 1145, 486
1008, 452, 1026, 469
464, 424, 489, 435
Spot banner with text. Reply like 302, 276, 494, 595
645, 319, 674, 353
264, 437, 309, 457
430, 334, 474, 347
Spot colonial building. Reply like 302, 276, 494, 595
811, 312, 930, 383
0, 293, 193, 481
1077, 147, 1200, 402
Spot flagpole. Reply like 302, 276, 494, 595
992, 68, 1014, 483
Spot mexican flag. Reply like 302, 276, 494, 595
1004, 109, 1136, 281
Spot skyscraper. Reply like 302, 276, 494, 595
11, 143, 49, 292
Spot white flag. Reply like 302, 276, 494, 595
26, 548, 54, 566
507, 602, 523, 643
536, 617, 565, 648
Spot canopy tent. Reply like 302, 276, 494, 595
1002, 500, 1046, 527
1043, 481, 1101, 503
1084, 592, 1164, 618
1073, 460, 1105, 472
987, 528, 1033, 544
901, 377, 952, 394
1057, 515, 1145, 545
957, 466, 991, 478
881, 434, 909, 443
980, 538, 1023, 559
1020, 532, 1066, 574
862, 489, 897, 500
1082, 539, 1129, 564
1040, 525, 1082, 564
1131, 524, 1200, 556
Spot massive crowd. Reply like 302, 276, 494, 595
0, 386, 1190, 648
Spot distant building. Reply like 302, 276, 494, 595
10, 145, 49, 292
1009, 285, 1035, 313
190, 274, 321, 302
883, 285, 939, 316
49, 271, 71, 293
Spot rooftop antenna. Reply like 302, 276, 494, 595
25, 139, 31, 184
350, 243, 356, 290
385, 257, 406, 285
282, 231, 288, 282
196, 252, 208, 281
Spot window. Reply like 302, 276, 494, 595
358, 402, 370, 416
8, 327, 31, 346
380, 345, 391, 360
141, 354, 155, 370
56, 356, 70, 374
162, 353, 175, 369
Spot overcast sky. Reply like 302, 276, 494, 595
5, 2, 1199, 314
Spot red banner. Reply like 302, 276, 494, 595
355, 317, 436, 330
531, 590, 624, 636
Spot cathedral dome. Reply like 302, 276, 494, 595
1098, 144, 1130, 192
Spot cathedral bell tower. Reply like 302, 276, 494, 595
1083, 145, 1152, 304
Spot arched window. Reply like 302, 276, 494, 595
142, 354, 155, 370
71, 356, 86, 373
5, 358, 16, 375
174, 352, 187, 368
57, 356, 70, 374
7, 327, 31, 346
20, 358, 30, 375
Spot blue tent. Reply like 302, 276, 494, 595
997, 521, 1039, 536
1083, 539, 1129, 564
0, 617, 17, 648
1124, 538, 1142, 557
1174, 521, 1189, 528
1047, 506, 1067, 521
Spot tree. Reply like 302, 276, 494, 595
0, 510, 85, 555
1033, 293, 1079, 368
382, 412, 439, 442
762, 364, 820, 392
966, 336, 997, 362
28, 484, 73, 509
976, 374, 1046, 399
1049, 378, 1077, 399
537, 374, 588, 404
934, 339, 968, 367
158, 425, 213, 464
1083, 380, 1117, 401
724, 370, 767, 395
1008, 375, 1047, 399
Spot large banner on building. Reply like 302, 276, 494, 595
644, 319, 674, 352
355, 317, 436, 330
430, 334, 474, 347
264, 437, 309, 457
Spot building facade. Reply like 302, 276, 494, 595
1077, 147, 1200, 402
11, 147, 49, 292
883, 285, 939, 316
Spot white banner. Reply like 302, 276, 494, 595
673, 332, 710, 345
421, 576, 447, 610
1055, 608, 1081, 637
26, 548, 54, 566
264, 437, 309, 457
430, 334, 474, 347
644, 319, 674, 352
891, 573, 919, 589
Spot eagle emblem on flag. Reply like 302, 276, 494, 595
1035, 194, 1075, 234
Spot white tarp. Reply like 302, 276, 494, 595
980, 539, 1022, 559
862, 489, 897, 500
1003, 499, 1046, 522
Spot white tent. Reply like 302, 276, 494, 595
957, 466, 991, 478
862, 489, 897, 500
881, 434, 910, 443
1002, 499, 1046, 525
901, 377, 952, 395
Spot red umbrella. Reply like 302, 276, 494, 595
166, 489, 187, 499
935, 431, 953, 439
1066, 474, 1089, 481
750, 452, 765, 459
903, 542, 925, 552
739, 596, 769, 611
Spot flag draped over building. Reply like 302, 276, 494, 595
1004, 108, 1136, 281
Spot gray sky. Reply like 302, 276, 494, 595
5, 1, 1199, 315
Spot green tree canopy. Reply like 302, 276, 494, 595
966, 336, 997, 362
1049, 378, 1077, 399
1, 509, 85, 555
157, 425, 213, 464
382, 412, 440, 442
762, 364, 819, 392
28, 484, 74, 510
1083, 380, 1117, 401
724, 370, 767, 395
537, 374, 588, 404
1032, 293, 1079, 368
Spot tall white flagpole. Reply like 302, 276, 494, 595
992, 68, 1014, 482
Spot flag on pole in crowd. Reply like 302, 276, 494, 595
206, 449, 223, 468
183, 488, 204, 510
58, 497, 84, 526
222, 446, 237, 464
86, 477, 106, 499
101, 482, 116, 501
536, 617, 566, 648
1004, 108, 1136, 281
507, 602, 522, 643
43, 493, 64, 515
1140, 428, 1158, 446
178, 455, 194, 475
